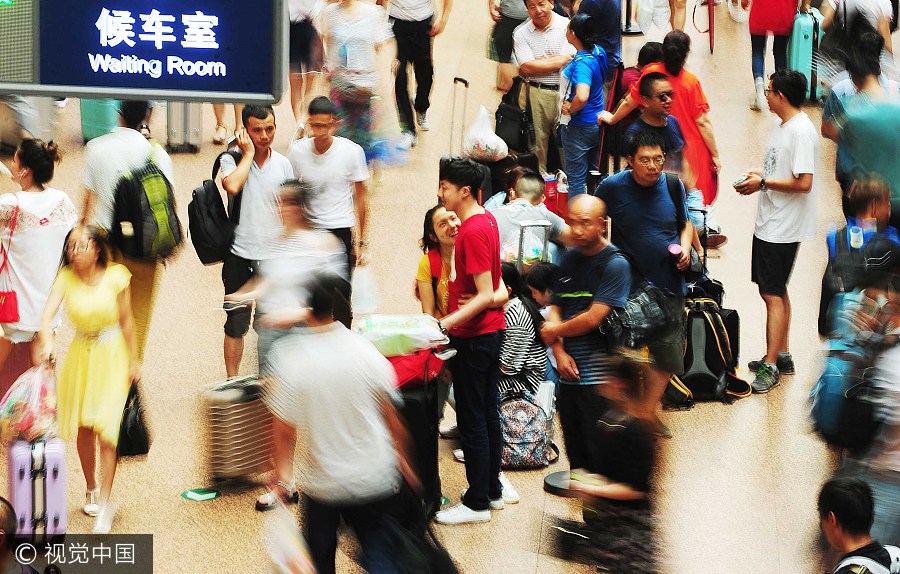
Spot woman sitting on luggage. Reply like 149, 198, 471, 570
38, 226, 139, 534
567, 356, 658, 571
498, 262, 547, 397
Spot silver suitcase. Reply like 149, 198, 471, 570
166, 101, 202, 153
204, 375, 273, 484
515, 219, 552, 274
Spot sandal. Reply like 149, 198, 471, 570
255, 480, 299, 512
213, 124, 228, 145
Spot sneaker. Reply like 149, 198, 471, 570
397, 131, 417, 150
83, 488, 100, 517
439, 423, 459, 439
434, 503, 491, 525
453, 448, 465, 462
93, 503, 117, 534
416, 112, 431, 131
498, 472, 520, 504
704, 232, 728, 249
461, 489, 504, 510
255, 481, 300, 512
748, 353, 795, 374
751, 363, 781, 394
54, 98, 68, 109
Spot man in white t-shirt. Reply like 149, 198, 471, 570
735, 70, 819, 393
220, 105, 294, 377
264, 272, 417, 574
287, 96, 369, 324
82, 100, 174, 363
513, 0, 574, 172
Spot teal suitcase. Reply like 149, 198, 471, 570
787, 9, 825, 101
80, 98, 120, 142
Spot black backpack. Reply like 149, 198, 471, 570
110, 147, 183, 261
187, 151, 242, 265
681, 298, 750, 403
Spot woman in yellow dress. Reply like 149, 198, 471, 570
38, 226, 139, 534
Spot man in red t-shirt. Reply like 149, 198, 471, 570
434, 158, 508, 525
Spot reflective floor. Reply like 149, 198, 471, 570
2, 2, 893, 572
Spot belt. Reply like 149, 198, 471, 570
527, 81, 559, 91
76, 327, 120, 344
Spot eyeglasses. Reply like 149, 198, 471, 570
654, 90, 675, 102
66, 240, 95, 254
637, 156, 666, 167
764, 88, 774, 96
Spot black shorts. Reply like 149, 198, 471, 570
289, 19, 324, 73
751, 236, 799, 296
490, 16, 525, 63
222, 253, 259, 337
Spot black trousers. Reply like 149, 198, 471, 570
392, 16, 434, 134
557, 384, 609, 471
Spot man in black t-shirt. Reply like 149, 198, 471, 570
818, 477, 900, 574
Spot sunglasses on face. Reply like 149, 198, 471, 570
654, 90, 675, 102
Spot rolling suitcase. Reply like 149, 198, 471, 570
787, 8, 824, 101
513, 220, 552, 274
80, 99, 120, 142
9, 439, 67, 544
166, 101, 202, 153
204, 376, 274, 485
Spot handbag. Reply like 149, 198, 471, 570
0, 196, 20, 324
602, 274, 681, 349
118, 383, 152, 456
495, 77, 536, 153
330, 70, 373, 106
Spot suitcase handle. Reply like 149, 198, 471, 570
453, 77, 469, 87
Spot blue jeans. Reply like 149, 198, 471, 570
560, 123, 600, 197
751, 34, 788, 79
303, 493, 400, 574
450, 331, 504, 510
869, 473, 900, 545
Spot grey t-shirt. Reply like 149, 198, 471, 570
500, 0, 528, 20
265, 323, 402, 503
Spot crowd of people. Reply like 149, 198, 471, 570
0, 0, 899, 571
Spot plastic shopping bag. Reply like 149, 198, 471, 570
356, 314, 449, 357
464, 106, 509, 162
0, 364, 58, 442
351, 265, 380, 315
637, 0, 671, 33
262, 502, 316, 574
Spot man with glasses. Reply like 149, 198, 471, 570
625, 72, 727, 249
735, 69, 818, 393
594, 129, 694, 438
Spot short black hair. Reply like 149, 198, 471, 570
241, 105, 275, 127
501, 262, 522, 299
524, 262, 560, 294
568, 13, 596, 50
817, 477, 875, 537
119, 100, 149, 130
770, 69, 807, 108
308, 96, 336, 117
307, 272, 352, 321
639, 72, 669, 98
637, 41, 664, 67
439, 157, 484, 197
846, 31, 884, 82
626, 128, 665, 158
0, 496, 16, 549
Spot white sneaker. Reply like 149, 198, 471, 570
434, 503, 491, 525
461, 489, 504, 510
83, 488, 100, 517
499, 472, 521, 504
416, 112, 431, 131
439, 423, 459, 439
397, 131, 417, 150
93, 503, 117, 534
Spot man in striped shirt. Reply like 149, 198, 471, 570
540, 194, 631, 477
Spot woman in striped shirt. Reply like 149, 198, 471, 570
498, 263, 549, 396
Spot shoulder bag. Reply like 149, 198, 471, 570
495, 77, 536, 153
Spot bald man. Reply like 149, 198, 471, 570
540, 195, 632, 477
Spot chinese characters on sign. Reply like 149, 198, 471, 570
96, 8, 219, 49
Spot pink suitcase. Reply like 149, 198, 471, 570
9, 439, 67, 542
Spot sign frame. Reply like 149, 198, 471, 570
0, 0, 287, 104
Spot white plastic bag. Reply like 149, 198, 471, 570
355, 314, 449, 357
351, 266, 380, 315
464, 106, 508, 162
262, 503, 316, 574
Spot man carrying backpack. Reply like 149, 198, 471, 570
82, 100, 174, 362
818, 477, 900, 573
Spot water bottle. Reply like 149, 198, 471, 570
849, 226, 864, 249
544, 173, 558, 214
556, 170, 569, 219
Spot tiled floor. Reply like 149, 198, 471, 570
2, 3, 892, 572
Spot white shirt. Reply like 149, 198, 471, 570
265, 323, 402, 503
257, 229, 347, 315
82, 127, 174, 231
754, 112, 819, 243
325, 3, 393, 89
512, 13, 576, 85
289, 0, 323, 22
827, 0, 893, 28
287, 137, 369, 230
0, 189, 77, 334
389, 0, 435, 22
219, 150, 295, 260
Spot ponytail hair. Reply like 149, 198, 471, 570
662, 30, 691, 77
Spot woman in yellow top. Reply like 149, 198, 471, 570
39, 226, 139, 534
415, 205, 460, 318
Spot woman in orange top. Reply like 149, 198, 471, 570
600, 31, 721, 206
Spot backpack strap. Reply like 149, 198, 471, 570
427, 248, 442, 302
664, 173, 688, 228
216, 150, 244, 224
827, 228, 840, 259
835, 556, 891, 574
887, 545, 900, 573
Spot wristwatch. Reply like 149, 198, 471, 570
759, 178, 768, 192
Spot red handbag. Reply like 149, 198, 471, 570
0, 198, 20, 324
